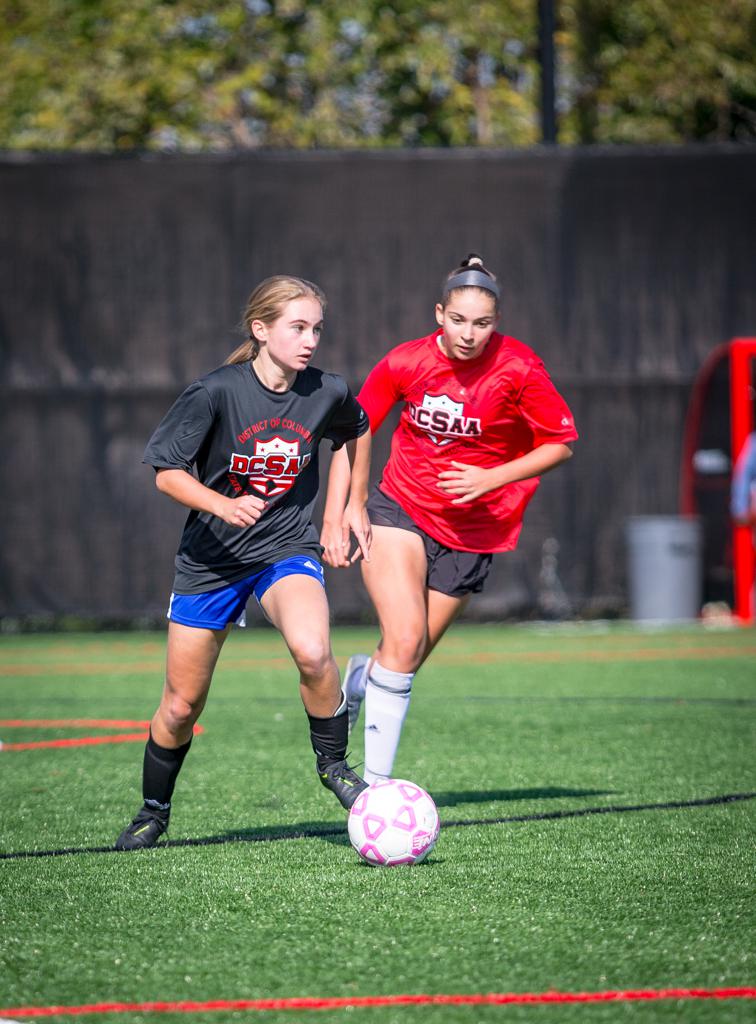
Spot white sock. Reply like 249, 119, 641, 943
363, 661, 414, 784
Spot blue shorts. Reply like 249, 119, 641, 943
167, 555, 325, 630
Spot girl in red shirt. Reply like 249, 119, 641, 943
322, 254, 577, 784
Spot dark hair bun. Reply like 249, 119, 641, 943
462, 253, 484, 268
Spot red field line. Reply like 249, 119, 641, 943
2, 987, 754, 1017
0, 720, 203, 752
443, 647, 756, 665
1, 645, 755, 677
0, 719, 152, 729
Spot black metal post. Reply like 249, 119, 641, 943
538, 0, 557, 144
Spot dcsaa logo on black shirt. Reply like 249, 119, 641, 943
230, 437, 313, 498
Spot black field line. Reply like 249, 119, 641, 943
1, 792, 753, 862
459, 696, 756, 706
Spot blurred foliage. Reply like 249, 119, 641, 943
0, 0, 538, 149
0, 0, 753, 150
560, 0, 756, 143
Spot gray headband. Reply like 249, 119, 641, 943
445, 269, 500, 299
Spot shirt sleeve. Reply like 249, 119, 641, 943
143, 381, 216, 471
731, 433, 756, 519
516, 361, 578, 446
323, 381, 370, 451
357, 353, 403, 433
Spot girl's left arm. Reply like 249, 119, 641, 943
321, 446, 353, 567
438, 443, 573, 505
321, 428, 373, 566
342, 429, 372, 562
321, 355, 397, 566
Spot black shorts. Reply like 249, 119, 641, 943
366, 485, 493, 598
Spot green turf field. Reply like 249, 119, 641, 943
1, 623, 754, 1022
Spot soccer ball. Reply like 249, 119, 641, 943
348, 778, 440, 866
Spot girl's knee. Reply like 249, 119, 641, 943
161, 688, 204, 731
381, 628, 426, 672
290, 637, 334, 680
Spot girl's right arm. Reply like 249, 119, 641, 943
155, 469, 266, 528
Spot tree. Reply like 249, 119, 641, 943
0, 0, 538, 150
0, 0, 753, 150
560, 0, 756, 143
0, 0, 231, 150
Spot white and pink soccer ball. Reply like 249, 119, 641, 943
348, 778, 440, 866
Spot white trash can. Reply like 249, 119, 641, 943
625, 516, 703, 621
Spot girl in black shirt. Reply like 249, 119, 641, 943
115, 276, 371, 850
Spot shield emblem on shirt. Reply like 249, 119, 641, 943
420, 393, 464, 446
249, 436, 301, 498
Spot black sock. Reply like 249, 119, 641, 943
142, 732, 192, 812
308, 703, 349, 769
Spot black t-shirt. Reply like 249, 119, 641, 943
144, 361, 369, 594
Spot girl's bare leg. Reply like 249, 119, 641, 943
422, 589, 470, 665
116, 621, 230, 850
151, 621, 230, 746
361, 525, 430, 673
356, 527, 468, 780
261, 573, 366, 808
260, 574, 341, 716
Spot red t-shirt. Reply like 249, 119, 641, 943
358, 330, 578, 553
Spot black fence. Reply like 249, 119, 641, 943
1, 146, 755, 624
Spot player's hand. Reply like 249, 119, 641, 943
345, 501, 372, 563
438, 462, 498, 505
320, 518, 352, 568
217, 494, 267, 527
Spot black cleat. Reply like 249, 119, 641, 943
114, 804, 170, 851
317, 758, 368, 810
